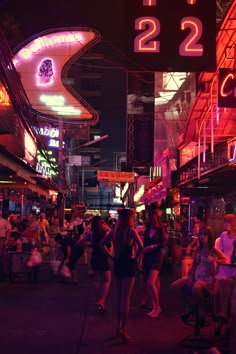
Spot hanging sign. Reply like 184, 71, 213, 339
218, 68, 236, 108
125, 0, 216, 72
97, 170, 135, 183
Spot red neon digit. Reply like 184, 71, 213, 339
134, 17, 160, 53
220, 73, 234, 97
143, 0, 157, 5
179, 17, 203, 56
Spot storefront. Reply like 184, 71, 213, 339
171, 1, 236, 236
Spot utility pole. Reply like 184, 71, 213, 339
57, 117, 65, 229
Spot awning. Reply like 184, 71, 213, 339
0, 145, 62, 198
181, 1, 236, 146
0, 182, 49, 199
138, 177, 167, 205
0, 148, 36, 184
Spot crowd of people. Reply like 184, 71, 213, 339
0, 204, 236, 348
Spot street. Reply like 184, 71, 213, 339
0, 260, 230, 354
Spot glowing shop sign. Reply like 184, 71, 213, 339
48, 139, 59, 148
228, 138, 236, 162
97, 171, 135, 183
125, 0, 216, 71
33, 126, 59, 138
0, 84, 10, 106
13, 29, 100, 123
218, 68, 236, 108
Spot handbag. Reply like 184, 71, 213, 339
60, 264, 71, 279
27, 249, 42, 268
50, 259, 61, 275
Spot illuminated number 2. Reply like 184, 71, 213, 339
179, 17, 203, 56
134, 17, 160, 53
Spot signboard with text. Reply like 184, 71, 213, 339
97, 170, 135, 183
218, 68, 236, 108
13, 28, 100, 124
125, 0, 216, 72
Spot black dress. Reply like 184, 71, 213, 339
143, 226, 166, 278
90, 240, 111, 272
114, 229, 137, 278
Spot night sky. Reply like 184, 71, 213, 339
1, 0, 128, 169
2, 0, 125, 40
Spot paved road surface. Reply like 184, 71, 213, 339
0, 261, 230, 354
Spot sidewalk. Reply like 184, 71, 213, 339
0, 261, 230, 354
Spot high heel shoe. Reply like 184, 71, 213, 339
120, 331, 132, 344
96, 303, 105, 313
148, 307, 162, 318
180, 305, 197, 324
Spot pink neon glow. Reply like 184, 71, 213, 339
187, 0, 197, 4
179, 17, 203, 56
220, 73, 234, 97
143, 0, 157, 5
134, 17, 160, 52
13, 30, 99, 121
36, 58, 54, 87
216, 106, 219, 125
15, 33, 84, 62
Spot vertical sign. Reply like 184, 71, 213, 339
218, 68, 236, 108
125, 0, 216, 72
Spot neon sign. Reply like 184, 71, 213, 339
36, 58, 54, 86
13, 28, 100, 123
125, 0, 216, 71
228, 138, 236, 162
218, 68, 236, 108
0, 84, 10, 106
33, 126, 59, 138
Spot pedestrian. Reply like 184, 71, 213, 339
0, 209, 11, 245
141, 203, 167, 319
77, 216, 112, 312
100, 208, 143, 343
55, 233, 84, 283
214, 214, 236, 335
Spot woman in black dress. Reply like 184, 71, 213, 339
142, 204, 167, 318
77, 216, 112, 312
100, 208, 143, 343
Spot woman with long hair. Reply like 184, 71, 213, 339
100, 208, 143, 343
77, 216, 112, 312
142, 204, 167, 318
172, 226, 226, 325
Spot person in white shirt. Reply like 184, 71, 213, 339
0, 210, 11, 244
214, 214, 236, 334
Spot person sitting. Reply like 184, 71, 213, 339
171, 226, 226, 325
181, 222, 201, 278
21, 213, 41, 251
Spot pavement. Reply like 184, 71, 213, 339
0, 259, 231, 354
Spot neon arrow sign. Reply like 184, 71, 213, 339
13, 28, 100, 124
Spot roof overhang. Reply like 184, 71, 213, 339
180, 0, 236, 147
0, 145, 62, 198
